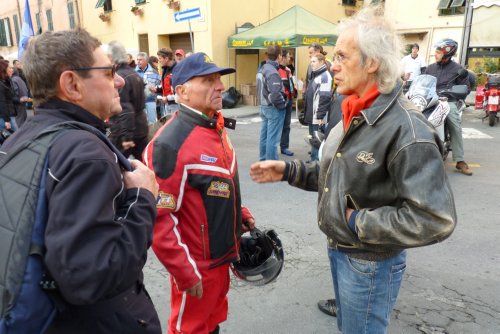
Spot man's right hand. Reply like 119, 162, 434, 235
250, 160, 286, 183
186, 280, 203, 299
123, 159, 159, 198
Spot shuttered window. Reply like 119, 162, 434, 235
437, 0, 451, 9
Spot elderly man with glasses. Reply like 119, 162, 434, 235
250, 6, 456, 333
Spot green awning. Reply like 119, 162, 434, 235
228, 5, 338, 49
95, 0, 106, 9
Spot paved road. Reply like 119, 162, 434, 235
143, 106, 500, 333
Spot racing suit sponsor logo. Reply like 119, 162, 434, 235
201, 154, 218, 163
356, 151, 375, 165
157, 191, 176, 209
207, 181, 230, 198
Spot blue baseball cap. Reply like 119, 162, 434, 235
171, 52, 235, 88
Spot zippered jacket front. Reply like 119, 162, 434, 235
144, 105, 251, 291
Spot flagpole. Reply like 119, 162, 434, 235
16, 0, 22, 27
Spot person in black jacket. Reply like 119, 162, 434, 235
2, 29, 161, 334
0, 60, 18, 133
105, 40, 149, 159
425, 39, 472, 175
11, 68, 31, 127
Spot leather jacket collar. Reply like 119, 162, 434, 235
360, 81, 404, 126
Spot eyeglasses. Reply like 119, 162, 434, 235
332, 53, 347, 64
70, 64, 118, 77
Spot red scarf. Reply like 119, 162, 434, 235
341, 85, 380, 131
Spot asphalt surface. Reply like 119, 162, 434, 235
143, 101, 500, 333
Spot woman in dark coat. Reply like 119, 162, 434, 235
0, 60, 18, 134
11, 68, 30, 127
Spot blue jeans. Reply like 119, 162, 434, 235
0, 117, 18, 132
162, 103, 179, 117
328, 248, 407, 334
145, 101, 157, 125
309, 124, 319, 161
280, 99, 293, 150
259, 105, 285, 160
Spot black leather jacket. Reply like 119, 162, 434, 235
285, 83, 457, 256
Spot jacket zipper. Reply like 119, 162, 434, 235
219, 131, 239, 256
201, 224, 207, 260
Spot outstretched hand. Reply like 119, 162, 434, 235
249, 160, 286, 183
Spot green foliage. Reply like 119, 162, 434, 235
483, 58, 499, 74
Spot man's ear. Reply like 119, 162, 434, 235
175, 84, 188, 100
58, 71, 84, 102
366, 58, 380, 74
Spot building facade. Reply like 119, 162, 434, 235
0, 0, 82, 60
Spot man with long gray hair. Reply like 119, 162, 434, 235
250, 6, 457, 333
105, 41, 148, 158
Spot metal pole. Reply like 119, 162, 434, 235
459, 0, 473, 66
188, 19, 194, 52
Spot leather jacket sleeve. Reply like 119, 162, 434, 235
284, 160, 321, 192
355, 141, 457, 248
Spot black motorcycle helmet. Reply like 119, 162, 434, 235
231, 228, 284, 286
434, 39, 458, 63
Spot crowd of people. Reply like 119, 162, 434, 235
0, 4, 474, 334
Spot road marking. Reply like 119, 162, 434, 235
462, 128, 492, 139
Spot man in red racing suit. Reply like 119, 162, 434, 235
144, 52, 254, 334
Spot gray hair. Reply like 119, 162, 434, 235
22, 28, 101, 106
337, 5, 402, 94
137, 52, 148, 59
106, 40, 128, 64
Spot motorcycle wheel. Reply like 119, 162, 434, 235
489, 112, 496, 127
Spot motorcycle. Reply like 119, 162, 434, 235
407, 75, 450, 154
406, 70, 468, 160
480, 72, 500, 126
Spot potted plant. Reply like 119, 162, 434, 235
99, 12, 111, 22
131, 6, 144, 16
167, 1, 180, 10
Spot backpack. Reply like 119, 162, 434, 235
0, 121, 131, 334
222, 87, 241, 109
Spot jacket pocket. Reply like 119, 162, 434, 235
345, 194, 361, 210
201, 224, 207, 260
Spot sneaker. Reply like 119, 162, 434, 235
281, 148, 294, 156
317, 299, 337, 317
456, 161, 473, 176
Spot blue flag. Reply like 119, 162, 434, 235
18, 0, 34, 60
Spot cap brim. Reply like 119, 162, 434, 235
198, 66, 235, 77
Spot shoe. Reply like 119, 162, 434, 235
317, 299, 337, 317
281, 148, 294, 156
456, 161, 473, 176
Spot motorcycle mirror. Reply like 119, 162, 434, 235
457, 69, 469, 79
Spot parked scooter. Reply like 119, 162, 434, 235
407, 75, 450, 152
406, 70, 468, 160
480, 72, 500, 126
